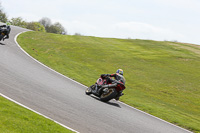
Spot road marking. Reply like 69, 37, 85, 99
15, 31, 88, 89
118, 101, 192, 133
0, 31, 80, 133
15, 31, 192, 133
0, 93, 79, 133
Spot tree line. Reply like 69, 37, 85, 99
0, 2, 67, 34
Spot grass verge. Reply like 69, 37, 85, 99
16, 31, 200, 132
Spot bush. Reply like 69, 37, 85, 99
26, 22, 45, 32
10, 17, 27, 28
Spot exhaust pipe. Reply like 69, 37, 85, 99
102, 83, 117, 88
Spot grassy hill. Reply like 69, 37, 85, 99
17, 31, 200, 132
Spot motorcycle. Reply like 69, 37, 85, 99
0, 26, 9, 41
85, 76, 125, 102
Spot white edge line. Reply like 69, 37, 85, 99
118, 101, 193, 133
1, 31, 80, 133
15, 31, 193, 133
15, 31, 87, 89
0, 93, 79, 133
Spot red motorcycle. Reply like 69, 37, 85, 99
85, 76, 125, 102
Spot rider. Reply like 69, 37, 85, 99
0, 22, 11, 41
100, 69, 126, 100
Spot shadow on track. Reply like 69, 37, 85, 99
0, 42, 5, 45
90, 95, 121, 108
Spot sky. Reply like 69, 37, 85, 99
1, 0, 200, 45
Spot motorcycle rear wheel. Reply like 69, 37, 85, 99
0, 35, 4, 41
100, 88, 117, 102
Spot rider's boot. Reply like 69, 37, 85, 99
96, 85, 103, 94
115, 91, 124, 101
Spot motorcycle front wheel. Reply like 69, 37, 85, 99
100, 88, 117, 102
85, 87, 92, 95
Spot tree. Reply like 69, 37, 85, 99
26, 22, 45, 32
39, 17, 67, 34
74, 33, 82, 36
47, 22, 66, 34
10, 17, 27, 28
39, 17, 52, 28
0, 2, 8, 23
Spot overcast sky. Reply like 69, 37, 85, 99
2, 0, 200, 45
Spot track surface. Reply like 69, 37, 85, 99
0, 25, 192, 133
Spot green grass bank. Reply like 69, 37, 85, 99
16, 31, 200, 132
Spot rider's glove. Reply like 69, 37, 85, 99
101, 74, 107, 78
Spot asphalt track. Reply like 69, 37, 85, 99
0, 25, 192, 133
